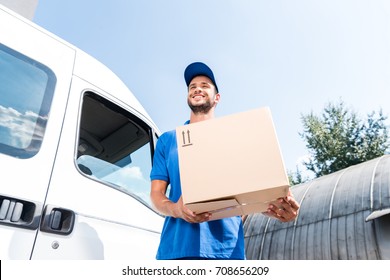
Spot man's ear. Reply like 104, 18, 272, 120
214, 93, 221, 103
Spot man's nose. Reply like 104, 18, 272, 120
194, 86, 202, 93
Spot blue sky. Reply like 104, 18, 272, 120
33, 0, 390, 177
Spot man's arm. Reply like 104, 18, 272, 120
150, 179, 211, 223
150, 179, 179, 217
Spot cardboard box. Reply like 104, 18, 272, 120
176, 107, 289, 220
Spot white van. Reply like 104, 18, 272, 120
0, 5, 164, 259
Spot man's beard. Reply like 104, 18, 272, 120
187, 99, 214, 114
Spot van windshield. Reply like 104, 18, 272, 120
0, 44, 56, 158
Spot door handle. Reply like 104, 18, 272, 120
0, 194, 42, 230
40, 205, 75, 235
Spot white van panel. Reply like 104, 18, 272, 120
0, 5, 74, 259
0, 4, 74, 202
32, 215, 160, 259
30, 71, 163, 259
1, 5, 163, 259
1, 227, 36, 259
45, 76, 162, 228
73, 50, 157, 131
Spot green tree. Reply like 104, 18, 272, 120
299, 100, 389, 178
288, 167, 306, 186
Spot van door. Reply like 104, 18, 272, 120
0, 8, 74, 259
31, 76, 164, 259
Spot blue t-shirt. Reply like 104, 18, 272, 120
150, 128, 245, 260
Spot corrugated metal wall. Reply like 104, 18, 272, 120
244, 155, 390, 259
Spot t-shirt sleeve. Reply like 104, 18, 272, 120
150, 134, 170, 183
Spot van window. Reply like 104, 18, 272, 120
76, 92, 154, 208
0, 44, 56, 159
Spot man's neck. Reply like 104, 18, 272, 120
189, 110, 215, 124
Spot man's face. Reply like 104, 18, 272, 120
187, 76, 220, 114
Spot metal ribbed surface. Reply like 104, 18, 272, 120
244, 155, 390, 259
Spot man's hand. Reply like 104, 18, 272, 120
264, 190, 300, 222
150, 181, 211, 223
173, 197, 211, 223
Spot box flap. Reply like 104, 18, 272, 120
186, 198, 240, 214
241, 202, 269, 215
235, 185, 289, 205
186, 199, 244, 221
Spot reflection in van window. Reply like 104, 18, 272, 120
0, 44, 56, 158
76, 92, 154, 208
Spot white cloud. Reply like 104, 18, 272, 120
118, 166, 145, 181
0, 105, 46, 148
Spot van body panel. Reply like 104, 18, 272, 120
72, 50, 157, 131
30, 77, 163, 259
0, 4, 74, 201
0, 5, 163, 259
0, 5, 74, 259
32, 215, 161, 260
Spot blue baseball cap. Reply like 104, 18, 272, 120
184, 62, 219, 93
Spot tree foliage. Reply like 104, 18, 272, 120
299, 100, 389, 178
288, 167, 307, 186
